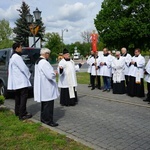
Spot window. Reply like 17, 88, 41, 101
21, 48, 41, 64
0, 51, 7, 66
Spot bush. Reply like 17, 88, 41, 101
0, 95, 5, 105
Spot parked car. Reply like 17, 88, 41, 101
0, 47, 41, 98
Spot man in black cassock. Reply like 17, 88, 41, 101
111, 51, 126, 94
58, 48, 82, 106
127, 48, 145, 97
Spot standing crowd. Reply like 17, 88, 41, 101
87, 47, 150, 103
7, 42, 150, 127
7, 43, 82, 127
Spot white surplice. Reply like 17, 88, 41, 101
34, 58, 59, 102
58, 58, 79, 98
7, 53, 31, 90
111, 56, 125, 83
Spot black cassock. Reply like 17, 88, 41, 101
113, 81, 126, 94
127, 76, 145, 97
60, 87, 78, 106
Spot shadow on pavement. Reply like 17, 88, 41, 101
27, 103, 41, 116
54, 106, 66, 122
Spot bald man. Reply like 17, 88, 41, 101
121, 47, 131, 88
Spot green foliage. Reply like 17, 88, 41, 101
13, 1, 45, 47
0, 19, 13, 49
65, 42, 91, 56
0, 95, 5, 105
94, 0, 150, 53
45, 32, 62, 54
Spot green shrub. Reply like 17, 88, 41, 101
0, 95, 5, 105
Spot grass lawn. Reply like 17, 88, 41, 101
0, 108, 92, 150
76, 72, 90, 84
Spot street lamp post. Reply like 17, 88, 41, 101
61, 29, 68, 51
26, 8, 41, 48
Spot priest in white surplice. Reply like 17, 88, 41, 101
143, 59, 150, 104
58, 48, 82, 106
128, 48, 145, 97
34, 48, 59, 127
111, 51, 126, 94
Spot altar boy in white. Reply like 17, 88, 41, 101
58, 48, 82, 106
8, 43, 32, 120
144, 59, 150, 104
34, 48, 59, 127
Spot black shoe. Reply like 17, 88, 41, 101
148, 102, 150, 104
88, 85, 92, 87
91, 87, 95, 90
98, 87, 101, 90
143, 99, 149, 102
49, 122, 59, 127
19, 113, 32, 120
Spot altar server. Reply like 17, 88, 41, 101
7, 42, 32, 120
143, 59, 150, 104
121, 47, 132, 87
112, 51, 126, 94
89, 51, 101, 90
128, 48, 145, 97
34, 48, 59, 127
100, 48, 112, 92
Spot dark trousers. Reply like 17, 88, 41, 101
146, 82, 150, 101
125, 75, 129, 87
41, 100, 54, 125
15, 87, 28, 118
91, 75, 101, 88
89, 73, 92, 85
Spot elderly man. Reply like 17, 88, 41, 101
7, 42, 32, 120
34, 48, 59, 127
121, 47, 132, 88
111, 51, 126, 94
58, 48, 82, 106
128, 48, 145, 97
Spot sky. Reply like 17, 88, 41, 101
0, 0, 103, 44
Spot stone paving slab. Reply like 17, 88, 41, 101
4, 84, 150, 150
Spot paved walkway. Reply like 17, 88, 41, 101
4, 84, 150, 150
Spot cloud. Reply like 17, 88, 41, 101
59, 2, 89, 22
0, 4, 20, 22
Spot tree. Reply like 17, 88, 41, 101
94, 0, 150, 53
13, 1, 45, 47
0, 19, 13, 49
45, 32, 62, 54
81, 31, 91, 43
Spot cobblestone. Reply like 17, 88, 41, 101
4, 84, 150, 150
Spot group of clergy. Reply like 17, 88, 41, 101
8, 43, 82, 127
87, 47, 150, 104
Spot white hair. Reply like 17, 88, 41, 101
40, 48, 51, 54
